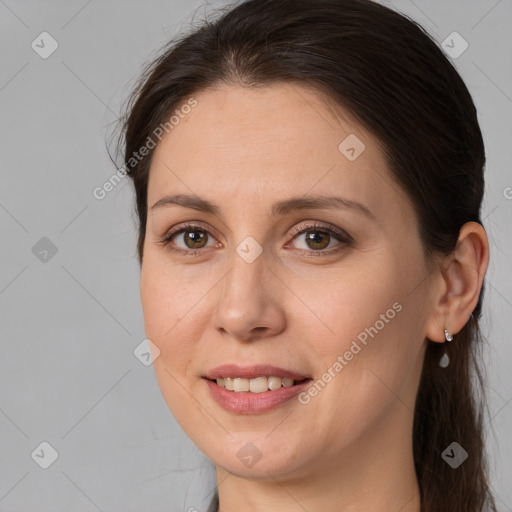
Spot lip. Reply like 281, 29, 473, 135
204, 378, 313, 414
203, 363, 310, 381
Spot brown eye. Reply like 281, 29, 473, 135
181, 228, 208, 249
302, 230, 331, 250
159, 223, 217, 253
289, 222, 352, 254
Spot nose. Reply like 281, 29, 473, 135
212, 245, 286, 343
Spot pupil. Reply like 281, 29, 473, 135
307, 231, 329, 249
186, 230, 206, 248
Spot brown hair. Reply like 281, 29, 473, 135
116, 0, 496, 509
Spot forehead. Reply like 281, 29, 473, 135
147, 82, 409, 224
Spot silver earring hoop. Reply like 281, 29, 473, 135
440, 329, 453, 368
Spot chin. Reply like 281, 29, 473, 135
196, 431, 310, 480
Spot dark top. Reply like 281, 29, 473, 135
206, 491, 219, 512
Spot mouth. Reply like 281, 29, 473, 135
203, 363, 311, 389
204, 376, 311, 393
202, 364, 313, 414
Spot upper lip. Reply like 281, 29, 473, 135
204, 364, 311, 381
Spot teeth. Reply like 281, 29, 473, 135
249, 376, 268, 393
215, 376, 298, 392
233, 378, 250, 392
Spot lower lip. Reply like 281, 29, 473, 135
204, 378, 312, 414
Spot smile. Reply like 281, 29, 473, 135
213, 376, 304, 393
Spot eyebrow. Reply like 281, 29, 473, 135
150, 193, 375, 220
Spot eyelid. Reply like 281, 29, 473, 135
163, 221, 215, 239
287, 221, 352, 243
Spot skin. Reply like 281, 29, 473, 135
140, 82, 489, 512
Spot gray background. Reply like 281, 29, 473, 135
0, 0, 511, 511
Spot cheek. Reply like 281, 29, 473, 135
140, 258, 203, 349
315, 239, 427, 352
294, 258, 402, 355
139, 263, 196, 393
294, 252, 423, 415
294, 300, 418, 457
140, 264, 205, 428
140, 258, 217, 396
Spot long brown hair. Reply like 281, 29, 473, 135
117, 0, 497, 509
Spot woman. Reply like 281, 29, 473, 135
117, 0, 496, 510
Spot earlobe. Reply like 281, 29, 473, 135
425, 221, 490, 344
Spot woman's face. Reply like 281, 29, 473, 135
140, 82, 435, 480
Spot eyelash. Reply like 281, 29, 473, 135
157, 222, 353, 257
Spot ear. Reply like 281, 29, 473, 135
425, 221, 490, 343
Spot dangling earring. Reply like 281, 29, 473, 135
439, 329, 453, 368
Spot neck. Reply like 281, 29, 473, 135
214, 404, 421, 512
